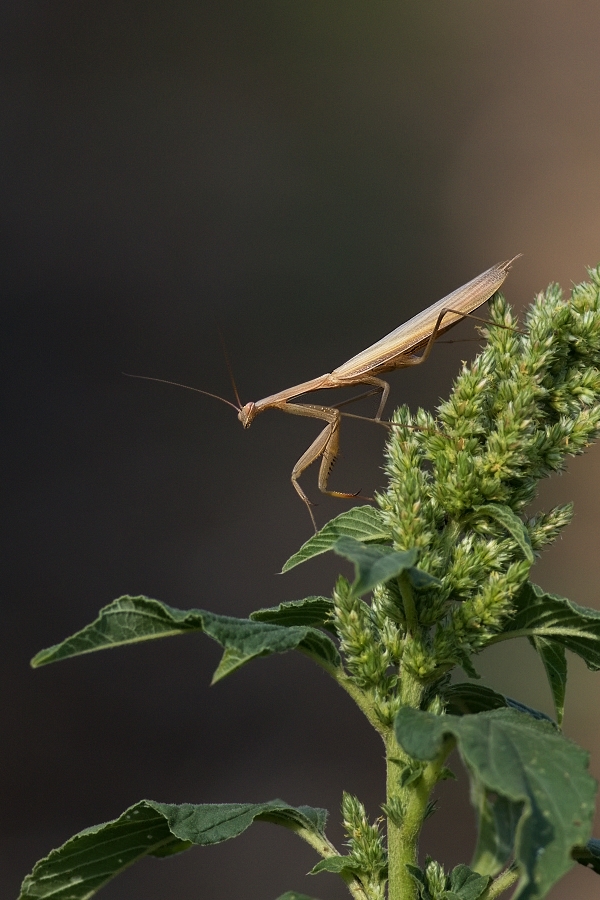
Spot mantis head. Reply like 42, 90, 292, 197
238, 402, 257, 428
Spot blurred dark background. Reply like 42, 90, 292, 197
3, 2, 600, 897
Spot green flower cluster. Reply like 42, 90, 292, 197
342, 791, 387, 900
421, 858, 446, 900
372, 265, 600, 677
328, 267, 600, 700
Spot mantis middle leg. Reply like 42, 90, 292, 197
332, 376, 391, 420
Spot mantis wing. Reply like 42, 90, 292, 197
332, 258, 518, 379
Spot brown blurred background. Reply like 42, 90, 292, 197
2, 2, 600, 898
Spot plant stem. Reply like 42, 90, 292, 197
482, 867, 519, 899
386, 672, 421, 900
385, 741, 416, 900
384, 570, 428, 900
385, 724, 452, 900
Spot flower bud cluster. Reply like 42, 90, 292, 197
372, 266, 600, 671
332, 577, 392, 690
526, 503, 574, 550
341, 792, 387, 898
424, 857, 447, 900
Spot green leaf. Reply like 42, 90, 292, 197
531, 636, 567, 726
573, 838, 600, 875
31, 596, 340, 680
442, 684, 555, 726
447, 863, 491, 900
471, 503, 535, 563
394, 707, 596, 899
310, 856, 361, 875
281, 506, 390, 572
18, 799, 328, 900
334, 537, 418, 596
250, 596, 335, 631
442, 683, 508, 716
458, 652, 481, 680
473, 787, 522, 880
500, 581, 600, 671
399, 763, 425, 787
504, 698, 556, 726
332, 537, 438, 598
405, 863, 427, 898
276, 894, 323, 900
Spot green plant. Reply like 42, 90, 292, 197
18, 266, 600, 900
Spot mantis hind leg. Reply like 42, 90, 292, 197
402, 305, 520, 369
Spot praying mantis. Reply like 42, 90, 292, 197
130, 256, 520, 528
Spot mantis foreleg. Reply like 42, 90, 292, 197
280, 402, 363, 529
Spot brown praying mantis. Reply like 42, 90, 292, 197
128, 256, 520, 528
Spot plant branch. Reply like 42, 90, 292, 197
289, 824, 371, 900
333, 669, 391, 738
481, 866, 519, 899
